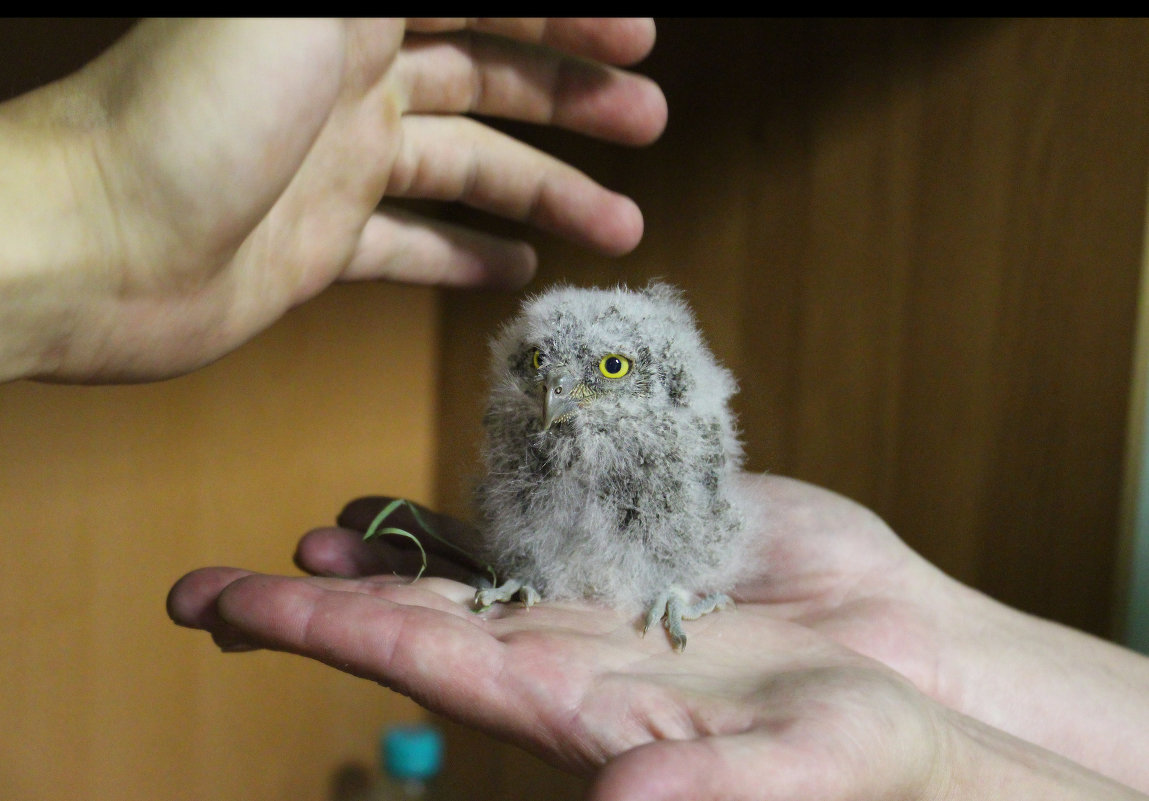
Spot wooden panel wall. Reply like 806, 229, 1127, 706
0, 281, 441, 801
436, 18, 1149, 639
432, 18, 1149, 793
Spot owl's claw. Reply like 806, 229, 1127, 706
519, 584, 541, 608
643, 590, 733, 652
642, 592, 670, 638
683, 592, 734, 618
666, 593, 688, 652
474, 578, 540, 611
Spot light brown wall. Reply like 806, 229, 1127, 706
0, 283, 440, 800
437, 17, 1149, 635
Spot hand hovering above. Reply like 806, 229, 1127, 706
0, 18, 667, 382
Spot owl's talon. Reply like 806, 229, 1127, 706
643, 593, 669, 637
642, 589, 733, 652
683, 592, 733, 620
665, 593, 688, 652
474, 578, 542, 611
520, 584, 541, 608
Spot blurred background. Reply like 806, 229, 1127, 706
3, 17, 1149, 801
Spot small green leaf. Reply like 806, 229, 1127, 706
362, 498, 498, 587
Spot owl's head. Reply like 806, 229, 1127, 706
489, 281, 737, 432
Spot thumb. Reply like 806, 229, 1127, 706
586, 731, 858, 801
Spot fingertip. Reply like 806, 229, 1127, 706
295, 525, 438, 580
168, 567, 265, 652
167, 566, 254, 629
631, 75, 669, 146
503, 240, 539, 288
621, 18, 658, 66
406, 18, 659, 67
544, 18, 658, 67
294, 527, 370, 578
581, 193, 644, 257
166, 571, 204, 627
555, 18, 659, 67
553, 64, 667, 148
610, 195, 645, 256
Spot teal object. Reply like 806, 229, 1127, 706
382, 724, 444, 781
1126, 414, 1149, 655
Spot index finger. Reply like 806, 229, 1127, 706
214, 575, 528, 731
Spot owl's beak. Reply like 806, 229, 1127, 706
542, 371, 588, 430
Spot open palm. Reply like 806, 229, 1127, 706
297, 473, 958, 702
168, 472, 1145, 798
169, 556, 949, 800
168, 474, 958, 772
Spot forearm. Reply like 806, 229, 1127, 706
0, 77, 110, 382
943, 707, 1149, 801
941, 575, 1149, 791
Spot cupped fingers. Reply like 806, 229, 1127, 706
295, 526, 482, 585
322, 496, 490, 580
294, 526, 405, 579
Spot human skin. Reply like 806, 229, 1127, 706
0, 18, 667, 383
168, 473, 1149, 799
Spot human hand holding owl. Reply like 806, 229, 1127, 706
167, 473, 1146, 800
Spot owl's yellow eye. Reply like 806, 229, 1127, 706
531, 348, 543, 370
599, 354, 630, 378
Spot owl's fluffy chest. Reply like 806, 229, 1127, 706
478, 408, 742, 610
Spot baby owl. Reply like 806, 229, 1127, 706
474, 281, 750, 650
